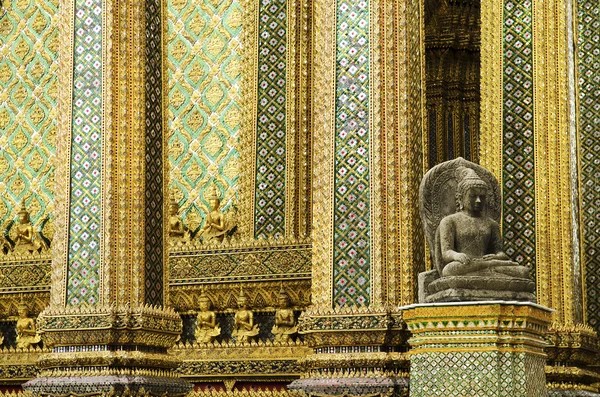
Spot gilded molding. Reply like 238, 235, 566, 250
310, 0, 336, 309
171, 341, 310, 378
170, 279, 311, 312
478, 0, 503, 181
237, 0, 259, 239
50, 0, 75, 308
532, 0, 577, 323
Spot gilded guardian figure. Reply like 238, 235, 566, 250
231, 290, 259, 343
271, 287, 297, 343
12, 202, 48, 255
168, 197, 190, 243
16, 302, 41, 349
197, 184, 236, 243
194, 292, 221, 344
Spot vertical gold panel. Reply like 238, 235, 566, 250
532, 0, 578, 323
310, 0, 336, 308
479, 0, 503, 181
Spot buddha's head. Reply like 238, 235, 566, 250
198, 293, 212, 312
278, 288, 290, 308
206, 185, 221, 211
456, 167, 489, 215
238, 290, 248, 309
17, 302, 28, 318
17, 202, 30, 224
169, 197, 179, 216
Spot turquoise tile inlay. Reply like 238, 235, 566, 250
254, 0, 287, 239
502, 0, 535, 279
67, 0, 103, 306
333, 0, 370, 306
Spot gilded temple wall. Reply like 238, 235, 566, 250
500, 0, 536, 276
167, 0, 242, 230
0, 0, 58, 239
167, 0, 312, 240
576, 0, 600, 330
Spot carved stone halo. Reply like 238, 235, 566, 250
419, 157, 501, 262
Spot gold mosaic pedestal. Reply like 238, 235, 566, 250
402, 301, 552, 397
288, 308, 410, 397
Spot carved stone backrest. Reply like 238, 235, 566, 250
419, 157, 501, 273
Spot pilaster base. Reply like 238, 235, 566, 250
288, 307, 409, 397
25, 374, 192, 396
548, 390, 600, 397
22, 305, 192, 396
402, 301, 553, 397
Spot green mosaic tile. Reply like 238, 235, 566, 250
332, 0, 370, 306
577, 0, 600, 331
167, 0, 241, 232
66, 0, 103, 306
410, 351, 547, 397
254, 0, 287, 238
502, 0, 535, 278
0, 0, 58, 237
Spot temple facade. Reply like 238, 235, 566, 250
0, 0, 599, 395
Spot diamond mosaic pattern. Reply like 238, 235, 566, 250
502, 0, 535, 277
145, 0, 164, 306
66, 0, 103, 307
333, 0, 370, 307
577, 0, 600, 330
254, 0, 287, 239
410, 351, 547, 397
167, 0, 241, 232
0, 0, 58, 235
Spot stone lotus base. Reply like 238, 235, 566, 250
401, 301, 552, 397
418, 270, 536, 303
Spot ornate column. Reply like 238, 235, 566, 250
289, 0, 425, 394
22, 0, 191, 394
480, 0, 600, 394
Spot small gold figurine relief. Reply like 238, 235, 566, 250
1, 201, 50, 256
231, 289, 259, 343
271, 286, 297, 343
197, 184, 237, 243
169, 196, 191, 243
16, 301, 41, 349
194, 291, 221, 344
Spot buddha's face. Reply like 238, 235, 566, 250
169, 204, 178, 216
238, 298, 247, 309
209, 199, 220, 211
18, 307, 27, 318
462, 186, 487, 214
278, 296, 289, 308
199, 300, 210, 311
18, 212, 28, 224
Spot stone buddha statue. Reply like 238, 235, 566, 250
271, 287, 297, 343
12, 202, 48, 255
418, 158, 535, 302
231, 290, 259, 343
16, 302, 41, 349
194, 292, 220, 344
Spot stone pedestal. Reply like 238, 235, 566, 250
402, 301, 552, 397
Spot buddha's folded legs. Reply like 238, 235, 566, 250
442, 259, 529, 278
